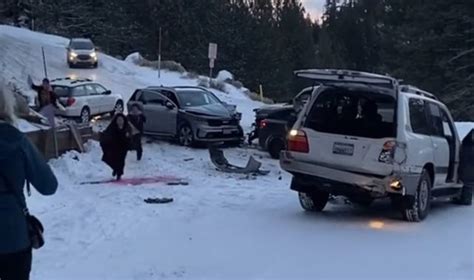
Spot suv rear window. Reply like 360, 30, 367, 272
52, 86, 70, 97
409, 98, 431, 135
304, 89, 396, 138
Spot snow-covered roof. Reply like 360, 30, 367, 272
50, 77, 95, 87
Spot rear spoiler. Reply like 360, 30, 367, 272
294, 69, 397, 90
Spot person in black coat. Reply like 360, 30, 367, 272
100, 114, 131, 180
459, 130, 474, 204
127, 105, 146, 161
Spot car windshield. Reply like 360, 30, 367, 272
176, 90, 221, 107
71, 40, 94, 50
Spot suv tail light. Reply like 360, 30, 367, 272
66, 97, 76, 107
378, 140, 397, 163
259, 119, 268, 129
288, 129, 309, 153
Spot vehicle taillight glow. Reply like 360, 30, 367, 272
288, 129, 309, 153
66, 97, 76, 107
259, 119, 268, 129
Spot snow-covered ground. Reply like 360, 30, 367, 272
1, 26, 473, 280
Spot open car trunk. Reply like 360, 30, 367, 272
294, 69, 398, 176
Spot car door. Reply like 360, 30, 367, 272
426, 102, 450, 186
93, 84, 114, 113
83, 84, 103, 115
140, 90, 177, 135
159, 90, 180, 134
70, 86, 91, 113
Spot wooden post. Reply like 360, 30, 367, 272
259, 84, 264, 101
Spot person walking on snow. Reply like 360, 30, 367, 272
0, 85, 58, 280
100, 113, 131, 180
127, 104, 146, 161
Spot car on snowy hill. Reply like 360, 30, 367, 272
66, 38, 99, 68
127, 86, 244, 146
248, 86, 315, 145
51, 77, 124, 123
280, 69, 473, 222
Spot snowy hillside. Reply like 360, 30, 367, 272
0, 26, 473, 280
0, 25, 262, 131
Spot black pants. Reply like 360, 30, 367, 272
132, 134, 143, 161
0, 248, 32, 280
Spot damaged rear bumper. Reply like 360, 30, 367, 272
280, 151, 420, 197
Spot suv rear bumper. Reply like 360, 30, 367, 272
280, 151, 420, 196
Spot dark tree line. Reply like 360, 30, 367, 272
1, 0, 473, 120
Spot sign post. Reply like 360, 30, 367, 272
208, 43, 217, 80
158, 27, 162, 79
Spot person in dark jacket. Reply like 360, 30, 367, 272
100, 113, 131, 180
127, 104, 146, 161
0, 87, 58, 280
459, 129, 474, 204
28, 76, 58, 127
29, 77, 57, 111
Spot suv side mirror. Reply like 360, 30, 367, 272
165, 101, 175, 110
103, 90, 111, 95
95, 47, 100, 51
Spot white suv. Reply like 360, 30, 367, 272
51, 78, 124, 123
280, 69, 472, 222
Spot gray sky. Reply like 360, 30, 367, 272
301, 0, 325, 21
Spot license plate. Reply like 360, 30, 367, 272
333, 142, 354, 156
223, 129, 233, 135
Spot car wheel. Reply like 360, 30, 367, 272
298, 190, 329, 212
400, 169, 432, 222
93, 62, 98, 68
68, 62, 74, 68
113, 100, 124, 115
268, 138, 285, 159
80, 107, 90, 124
178, 123, 194, 147
453, 183, 473, 205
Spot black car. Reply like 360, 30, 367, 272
258, 108, 298, 159
248, 86, 315, 145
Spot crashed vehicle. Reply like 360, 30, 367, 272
280, 69, 472, 222
248, 86, 315, 146
127, 86, 243, 146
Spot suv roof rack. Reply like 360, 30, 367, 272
400, 85, 438, 100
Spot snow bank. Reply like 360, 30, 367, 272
124, 52, 142, 65
216, 70, 234, 82
455, 122, 474, 141
0, 25, 262, 130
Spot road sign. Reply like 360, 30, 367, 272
208, 43, 217, 59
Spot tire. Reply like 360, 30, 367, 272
113, 100, 124, 115
268, 138, 285, 159
400, 170, 432, 222
94, 62, 98, 68
80, 107, 91, 124
178, 123, 194, 147
298, 191, 330, 212
454, 184, 473, 205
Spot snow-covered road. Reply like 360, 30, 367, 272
28, 140, 473, 280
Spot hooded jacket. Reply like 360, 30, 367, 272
0, 122, 58, 254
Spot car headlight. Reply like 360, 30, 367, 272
70, 52, 78, 57
90, 52, 97, 58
